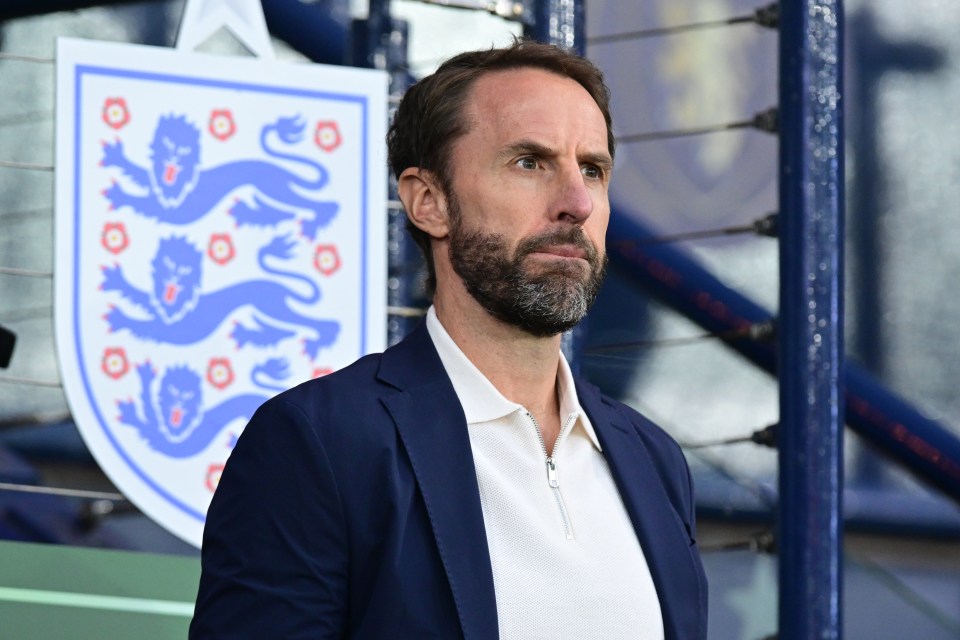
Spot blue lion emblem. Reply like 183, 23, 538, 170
101, 234, 339, 359
117, 358, 289, 458
101, 114, 338, 240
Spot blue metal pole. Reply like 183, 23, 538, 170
523, 0, 585, 51
778, 1, 844, 638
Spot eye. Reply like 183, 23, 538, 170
163, 256, 176, 270
163, 137, 175, 151
178, 265, 192, 276
581, 164, 603, 180
177, 146, 192, 156
516, 156, 540, 171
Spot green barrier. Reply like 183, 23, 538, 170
0, 540, 199, 639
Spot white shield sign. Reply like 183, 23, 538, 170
54, 38, 387, 546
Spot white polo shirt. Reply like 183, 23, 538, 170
426, 308, 664, 639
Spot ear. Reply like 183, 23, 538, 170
397, 167, 451, 239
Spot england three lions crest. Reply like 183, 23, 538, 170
55, 39, 387, 547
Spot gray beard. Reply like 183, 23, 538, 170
447, 201, 607, 337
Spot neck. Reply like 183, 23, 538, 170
433, 281, 565, 451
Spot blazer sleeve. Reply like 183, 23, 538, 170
190, 397, 348, 639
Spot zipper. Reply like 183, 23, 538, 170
527, 410, 577, 540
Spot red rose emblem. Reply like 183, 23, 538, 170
101, 347, 129, 380
209, 109, 236, 141
314, 121, 342, 152
102, 98, 130, 130
101, 222, 129, 254
313, 244, 341, 276
206, 358, 235, 390
207, 233, 235, 265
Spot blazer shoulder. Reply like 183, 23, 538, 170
589, 386, 697, 525
264, 321, 446, 422
242, 351, 397, 457
610, 396, 685, 460
265, 351, 386, 411
588, 385, 687, 466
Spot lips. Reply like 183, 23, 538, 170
531, 244, 588, 260
519, 227, 597, 266
169, 406, 183, 428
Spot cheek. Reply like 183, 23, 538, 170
469, 190, 532, 233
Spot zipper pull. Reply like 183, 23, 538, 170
546, 457, 559, 488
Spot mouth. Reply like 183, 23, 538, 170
528, 244, 589, 262
169, 406, 183, 428
163, 161, 180, 185
163, 282, 180, 304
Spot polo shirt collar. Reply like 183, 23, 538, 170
425, 306, 602, 451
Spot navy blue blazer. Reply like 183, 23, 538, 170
191, 322, 707, 639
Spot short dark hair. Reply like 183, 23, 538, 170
387, 38, 615, 293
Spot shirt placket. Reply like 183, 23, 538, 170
524, 410, 579, 541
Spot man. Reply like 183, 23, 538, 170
191, 39, 707, 639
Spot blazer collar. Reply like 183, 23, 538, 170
576, 379, 705, 640
377, 322, 499, 640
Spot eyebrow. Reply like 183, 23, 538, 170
499, 139, 613, 173
580, 151, 614, 174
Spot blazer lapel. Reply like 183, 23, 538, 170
577, 380, 705, 640
377, 323, 498, 640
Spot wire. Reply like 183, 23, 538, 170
387, 305, 427, 317
846, 548, 960, 636
627, 213, 779, 246
585, 332, 727, 354
590, 16, 752, 44
0, 206, 53, 222
404, 0, 524, 21
682, 423, 779, 449
588, 2, 779, 44
617, 107, 778, 144
647, 420, 960, 633
624, 397, 778, 509
0, 267, 53, 279
0, 305, 52, 323
0, 159, 54, 171
0, 110, 51, 127
0, 52, 54, 64
0, 412, 70, 429
0, 376, 61, 388
0, 481, 125, 501
700, 529, 776, 554
584, 321, 775, 356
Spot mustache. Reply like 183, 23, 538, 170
514, 226, 600, 263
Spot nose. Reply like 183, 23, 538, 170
552, 162, 594, 225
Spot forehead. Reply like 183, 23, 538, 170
458, 67, 609, 153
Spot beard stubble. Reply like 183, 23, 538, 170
447, 193, 608, 337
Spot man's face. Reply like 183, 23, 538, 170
448, 191, 607, 336
443, 67, 613, 336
